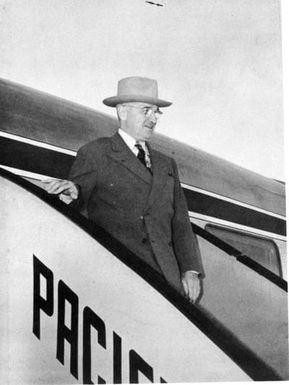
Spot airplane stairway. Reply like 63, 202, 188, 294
1, 168, 288, 383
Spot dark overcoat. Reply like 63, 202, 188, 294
69, 132, 203, 292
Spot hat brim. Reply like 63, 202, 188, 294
103, 95, 172, 107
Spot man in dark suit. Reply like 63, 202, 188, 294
45, 77, 203, 302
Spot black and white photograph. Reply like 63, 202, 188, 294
0, 0, 288, 383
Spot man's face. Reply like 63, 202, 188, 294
122, 102, 162, 141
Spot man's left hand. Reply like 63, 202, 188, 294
181, 271, 201, 304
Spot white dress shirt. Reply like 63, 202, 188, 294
118, 129, 151, 169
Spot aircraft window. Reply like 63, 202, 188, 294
205, 225, 282, 277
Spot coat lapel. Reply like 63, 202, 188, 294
145, 144, 170, 210
108, 133, 152, 185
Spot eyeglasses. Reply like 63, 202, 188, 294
124, 104, 163, 119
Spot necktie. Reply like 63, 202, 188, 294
135, 142, 152, 174
135, 143, 147, 168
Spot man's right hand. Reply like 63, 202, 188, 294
43, 179, 79, 204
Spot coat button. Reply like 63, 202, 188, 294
140, 215, 144, 220
142, 238, 148, 244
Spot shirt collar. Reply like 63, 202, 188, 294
118, 129, 146, 151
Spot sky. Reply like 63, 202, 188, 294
0, 0, 286, 180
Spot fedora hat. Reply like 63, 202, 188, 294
103, 76, 172, 107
